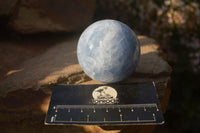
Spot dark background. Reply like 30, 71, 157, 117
0, 0, 200, 132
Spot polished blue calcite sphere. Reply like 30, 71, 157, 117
77, 20, 140, 83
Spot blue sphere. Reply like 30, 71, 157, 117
77, 20, 140, 83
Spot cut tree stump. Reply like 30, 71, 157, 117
0, 34, 172, 133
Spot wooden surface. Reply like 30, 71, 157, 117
0, 35, 171, 133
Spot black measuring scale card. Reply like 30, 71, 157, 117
45, 82, 164, 125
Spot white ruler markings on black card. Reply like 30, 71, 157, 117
50, 103, 159, 123
54, 103, 159, 109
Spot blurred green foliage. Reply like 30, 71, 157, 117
94, 0, 200, 132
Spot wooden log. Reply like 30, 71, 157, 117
0, 35, 171, 133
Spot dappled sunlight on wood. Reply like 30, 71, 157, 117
138, 36, 159, 55
38, 64, 82, 85
6, 68, 24, 76
77, 125, 120, 133
141, 44, 159, 55
41, 95, 51, 113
